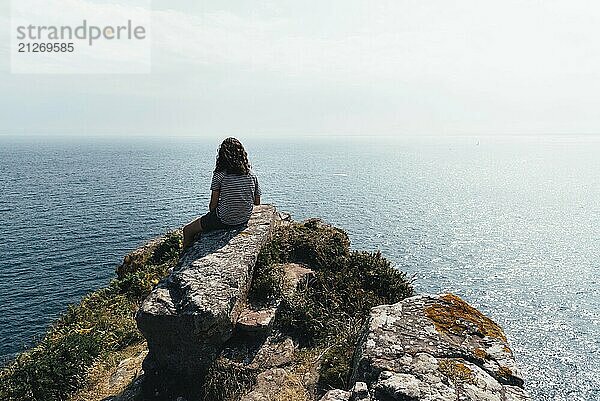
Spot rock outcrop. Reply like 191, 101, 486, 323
319, 382, 371, 401
0, 209, 532, 401
130, 212, 529, 401
351, 294, 531, 401
319, 389, 352, 401
135, 205, 277, 397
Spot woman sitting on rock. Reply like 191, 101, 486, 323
183, 137, 261, 248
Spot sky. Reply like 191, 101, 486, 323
1, 0, 600, 137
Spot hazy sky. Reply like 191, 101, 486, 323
1, 0, 600, 137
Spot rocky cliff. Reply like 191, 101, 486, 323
0, 205, 531, 401
132, 206, 530, 401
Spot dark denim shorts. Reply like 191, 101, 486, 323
200, 209, 229, 232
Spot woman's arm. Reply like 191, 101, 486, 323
254, 195, 261, 206
209, 190, 220, 212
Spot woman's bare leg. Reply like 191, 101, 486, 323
183, 217, 203, 249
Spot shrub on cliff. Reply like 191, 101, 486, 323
0, 231, 183, 401
250, 219, 350, 303
250, 220, 414, 392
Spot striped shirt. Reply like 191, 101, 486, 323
210, 171, 261, 226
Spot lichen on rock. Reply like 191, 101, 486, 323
351, 294, 531, 401
425, 293, 507, 342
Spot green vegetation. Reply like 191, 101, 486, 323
249, 219, 414, 391
0, 231, 183, 401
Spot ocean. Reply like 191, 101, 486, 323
0, 135, 598, 400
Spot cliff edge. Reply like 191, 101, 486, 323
132, 206, 529, 401
0, 206, 530, 401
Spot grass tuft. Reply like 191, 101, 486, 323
201, 358, 257, 401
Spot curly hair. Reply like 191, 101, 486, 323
215, 137, 251, 175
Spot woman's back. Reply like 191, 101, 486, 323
211, 171, 260, 226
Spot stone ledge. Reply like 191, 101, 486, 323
236, 306, 278, 335
135, 205, 277, 398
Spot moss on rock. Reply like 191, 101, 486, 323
425, 293, 507, 342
